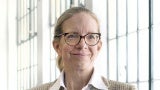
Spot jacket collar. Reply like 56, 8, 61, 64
49, 69, 108, 90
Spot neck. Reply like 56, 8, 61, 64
64, 67, 94, 90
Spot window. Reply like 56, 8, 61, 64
106, 0, 160, 90
16, 0, 160, 90
17, 0, 37, 89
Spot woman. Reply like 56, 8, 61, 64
31, 7, 135, 90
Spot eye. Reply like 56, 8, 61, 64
87, 34, 96, 39
66, 33, 79, 39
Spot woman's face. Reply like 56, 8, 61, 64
54, 12, 102, 71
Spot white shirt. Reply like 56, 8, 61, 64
49, 69, 108, 90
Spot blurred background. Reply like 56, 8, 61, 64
0, 0, 160, 90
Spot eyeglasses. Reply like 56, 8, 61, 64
55, 33, 101, 46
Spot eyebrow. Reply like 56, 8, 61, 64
63, 32, 79, 34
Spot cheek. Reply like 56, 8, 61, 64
90, 47, 99, 58
61, 45, 73, 55
63, 46, 72, 52
59, 39, 72, 54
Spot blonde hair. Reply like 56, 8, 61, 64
53, 7, 100, 72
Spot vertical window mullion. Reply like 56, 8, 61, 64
60, 0, 62, 13
22, 1, 25, 89
65, 0, 68, 9
29, 0, 32, 88
149, 0, 153, 90
126, 0, 129, 83
116, 0, 119, 81
137, 0, 140, 89
16, 0, 19, 88
106, 0, 110, 79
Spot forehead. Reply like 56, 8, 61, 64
62, 12, 99, 33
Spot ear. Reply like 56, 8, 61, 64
53, 40, 61, 56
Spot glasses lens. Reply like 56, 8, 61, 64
64, 33, 100, 46
85, 34, 100, 46
65, 33, 80, 45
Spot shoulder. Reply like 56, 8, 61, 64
101, 77, 136, 90
29, 80, 57, 90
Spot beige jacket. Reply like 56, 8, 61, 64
29, 77, 136, 90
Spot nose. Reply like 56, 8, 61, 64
75, 37, 87, 49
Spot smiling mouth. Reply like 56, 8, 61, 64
73, 54, 86, 56
72, 53, 89, 56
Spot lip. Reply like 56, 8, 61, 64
72, 53, 87, 56
71, 52, 90, 56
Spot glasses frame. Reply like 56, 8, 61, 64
55, 33, 101, 46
